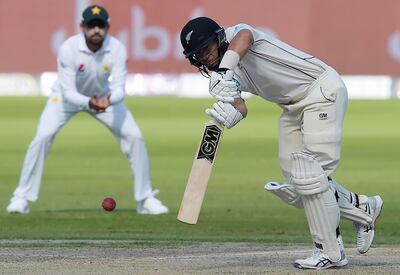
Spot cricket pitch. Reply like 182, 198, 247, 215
0, 241, 399, 274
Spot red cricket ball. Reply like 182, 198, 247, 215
102, 197, 116, 211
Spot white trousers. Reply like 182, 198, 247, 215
278, 67, 348, 180
12, 93, 153, 202
276, 69, 373, 225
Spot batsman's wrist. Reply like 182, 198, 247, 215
219, 50, 240, 71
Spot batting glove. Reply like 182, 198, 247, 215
209, 70, 241, 103
205, 101, 243, 129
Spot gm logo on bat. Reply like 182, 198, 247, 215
197, 125, 222, 163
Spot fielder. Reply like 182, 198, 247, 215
180, 17, 383, 269
6, 5, 168, 215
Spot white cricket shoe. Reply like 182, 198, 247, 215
6, 197, 30, 214
137, 191, 168, 215
294, 237, 348, 270
293, 249, 348, 270
353, 195, 383, 254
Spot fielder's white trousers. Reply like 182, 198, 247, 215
11, 93, 154, 202
278, 66, 348, 180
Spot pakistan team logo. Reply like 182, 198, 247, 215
197, 125, 222, 163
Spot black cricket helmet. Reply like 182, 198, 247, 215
180, 17, 228, 74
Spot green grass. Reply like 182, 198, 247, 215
0, 97, 399, 246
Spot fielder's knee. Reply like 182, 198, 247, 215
120, 136, 144, 155
32, 131, 56, 144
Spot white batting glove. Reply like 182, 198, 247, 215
205, 101, 243, 129
209, 70, 240, 103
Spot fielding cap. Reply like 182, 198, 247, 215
82, 5, 109, 24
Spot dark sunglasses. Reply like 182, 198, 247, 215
86, 20, 107, 29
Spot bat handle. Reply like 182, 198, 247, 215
210, 119, 224, 128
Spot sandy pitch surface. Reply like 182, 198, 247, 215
1, 242, 400, 274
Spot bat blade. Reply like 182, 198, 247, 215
177, 121, 224, 224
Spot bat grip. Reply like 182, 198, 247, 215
210, 119, 224, 128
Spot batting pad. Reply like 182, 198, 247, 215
291, 152, 341, 262
264, 182, 302, 208
331, 180, 373, 226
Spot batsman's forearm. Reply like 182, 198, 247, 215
227, 29, 254, 59
109, 89, 125, 105
63, 89, 91, 110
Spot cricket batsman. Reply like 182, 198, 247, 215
180, 17, 383, 269
6, 5, 168, 215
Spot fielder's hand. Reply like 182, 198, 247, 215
89, 94, 110, 113
205, 101, 243, 129
209, 70, 240, 103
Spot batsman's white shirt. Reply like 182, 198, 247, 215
225, 24, 329, 105
225, 24, 348, 179
53, 33, 126, 108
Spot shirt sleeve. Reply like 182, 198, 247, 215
225, 23, 258, 43
57, 43, 90, 109
109, 43, 128, 105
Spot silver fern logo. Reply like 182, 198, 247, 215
185, 30, 193, 44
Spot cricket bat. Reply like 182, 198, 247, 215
177, 120, 224, 224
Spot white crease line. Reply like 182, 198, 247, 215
0, 250, 311, 260
0, 240, 170, 244
144, 250, 313, 261
0, 252, 94, 259
1, 250, 399, 263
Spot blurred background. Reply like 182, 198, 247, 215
1, 0, 400, 98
